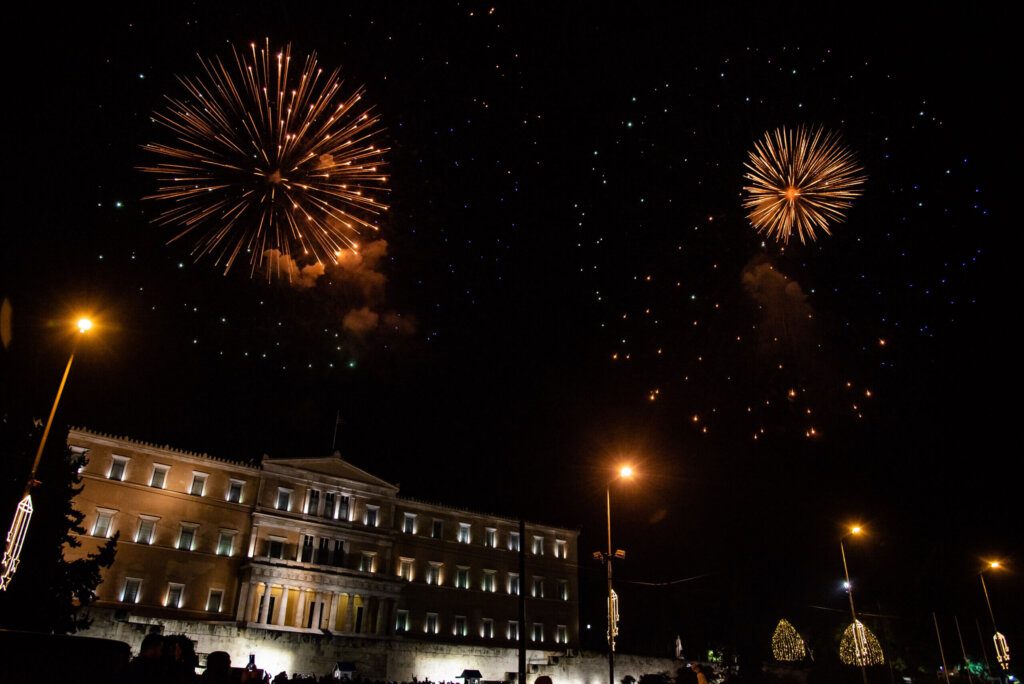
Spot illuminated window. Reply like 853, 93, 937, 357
532, 623, 544, 642
207, 589, 224, 612
122, 577, 142, 604
365, 505, 380, 527
360, 552, 376, 573
532, 536, 545, 555
306, 488, 320, 515
458, 522, 471, 544
150, 464, 168, 489
558, 579, 569, 601
177, 524, 198, 551
227, 480, 244, 503
166, 583, 185, 608
454, 615, 467, 636
485, 527, 497, 548
426, 562, 442, 586
426, 612, 439, 634
555, 539, 568, 559
93, 509, 115, 538
403, 512, 417, 534
189, 472, 208, 496
482, 569, 496, 592
300, 534, 315, 562
276, 488, 292, 511
508, 620, 519, 641
508, 573, 520, 596
532, 576, 545, 598
556, 625, 568, 644
338, 495, 350, 520
216, 530, 236, 556
482, 618, 494, 639
136, 516, 158, 545
431, 519, 444, 539
399, 558, 415, 581
508, 531, 521, 552
455, 566, 470, 589
108, 456, 128, 481
324, 492, 337, 519
395, 610, 410, 632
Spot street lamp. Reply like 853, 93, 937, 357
980, 561, 1010, 673
1, 316, 95, 591
840, 525, 869, 684
602, 465, 634, 684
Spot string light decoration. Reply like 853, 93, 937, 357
839, 620, 885, 666
772, 618, 808, 661
0, 495, 33, 590
993, 631, 1010, 671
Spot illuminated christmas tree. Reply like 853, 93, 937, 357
772, 618, 808, 661
839, 620, 885, 666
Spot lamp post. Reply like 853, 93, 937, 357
1, 317, 94, 591
603, 465, 634, 684
979, 561, 1010, 674
840, 525, 869, 684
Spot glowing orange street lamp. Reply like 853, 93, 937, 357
1, 316, 95, 591
979, 561, 1010, 672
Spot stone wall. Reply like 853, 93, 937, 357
76, 610, 679, 683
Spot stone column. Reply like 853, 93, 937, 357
235, 582, 251, 622
295, 589, 308, 629
329, 592, 340, 631
257, 583, 271, 624
376, 596, 387, 635
275, 584, 290, 626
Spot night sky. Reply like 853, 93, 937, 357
2, 2, 1018, 671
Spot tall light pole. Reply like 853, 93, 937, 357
603, 465, 634, 684
979, 561, 1010, 674
1, 316, 94, 591
840, 525, 869, 684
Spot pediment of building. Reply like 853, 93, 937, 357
263, 455, 398, 492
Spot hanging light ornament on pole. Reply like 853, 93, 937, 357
979, 561, 1010, 672
1, 317, 95, 591
840, 525, 871, 684
597, 465, 634, 684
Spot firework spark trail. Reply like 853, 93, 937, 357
141, 40, 389, 276
742, 126, 865, 244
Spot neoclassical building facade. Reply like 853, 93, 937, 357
65, 427, 580, 665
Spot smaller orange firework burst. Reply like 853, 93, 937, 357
742, 126, 865, 244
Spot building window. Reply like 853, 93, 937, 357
108, 456, 128, 481
485, 527, 497, 548
324, 492, 336, 519
317, 537, 332, 564
482, 570, 496, 593
532, 577, 545, 598
403, 512, 417, 534
508, 531, 521, 552
555, 539, 568, 559
431, 519, 444, 539
136, 516, 157, 545
558, 579, 569, 601
364, 505, 380, 527
532, 623, 544, 642
425, 613, 439, 634
338, 495, 350, 520
532, 536, 545, 555
306, 488, 321, 515
177, 524, 197, 551
395, 610, 410, 632
455, 566, 470, 589
267, 538, 285, 559
227, 479, 244, 503
457, 522, 471, 544
276, 488, 292, 511
166, 583, 185, 608
300, 534, 315, 563
482, 618, 494, 639
331, 539, 346, 566
508, 573, 520, 596
207, 589, 224, 612
93, 509, 115, 538
426, 562, 442, 586
454, 615, 467, 637
399, 558, 414, 581
150, 465, 168, 489
122, 577, 142, 604
190, 472, 208, 496
508, 621, 519, 641
556, 625, 568, 644
360, 552, 376, 573
216, 530, 236, 556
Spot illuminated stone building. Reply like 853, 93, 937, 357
65, 427, 583, 676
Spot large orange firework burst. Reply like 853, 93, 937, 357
141, 40, 389, 276
742, 126, 865, 244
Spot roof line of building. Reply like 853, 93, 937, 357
68, 426, 258, 468
397, 494, 578, 534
